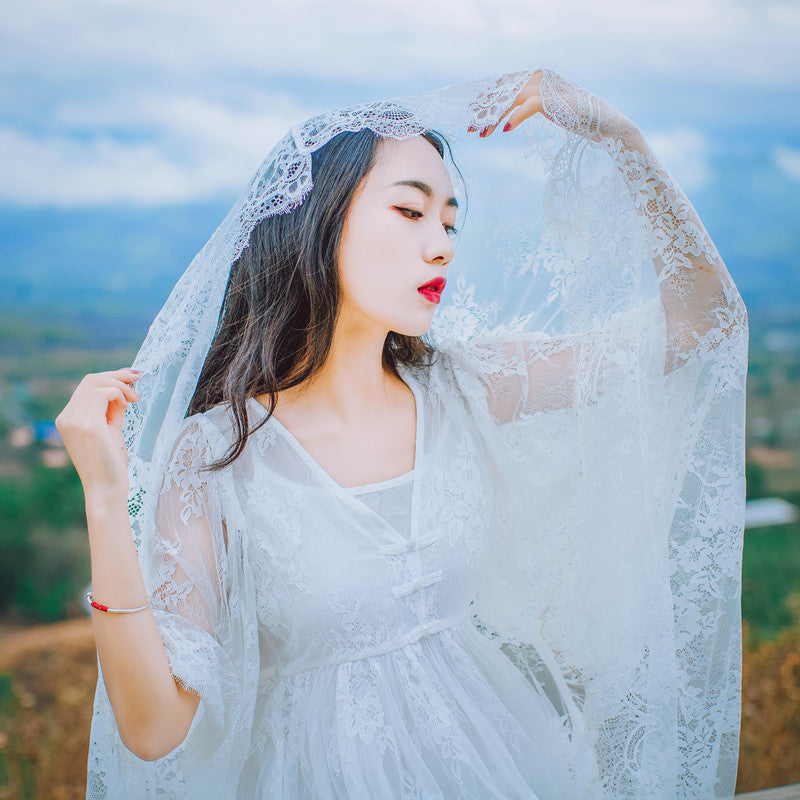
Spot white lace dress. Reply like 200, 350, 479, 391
86, 69, 748, 799
235, 382, 593, 799
87, 350, 602, 798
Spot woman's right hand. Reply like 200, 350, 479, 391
55, 367, 142, 498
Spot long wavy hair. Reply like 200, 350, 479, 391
188, 127, 459, 472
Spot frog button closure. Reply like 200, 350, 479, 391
378, 529, 441, 557
391, 569, 443, 598
408, 619, 449, 644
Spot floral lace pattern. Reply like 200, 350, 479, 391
466, 70, 537, 130
89, 68, 746, 799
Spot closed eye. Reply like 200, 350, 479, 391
395, 207, 458, 237
395, 207, 422, 220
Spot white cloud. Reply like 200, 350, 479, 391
54, 92, 311, 156
646, 127, 712, 193
767, 3, 800, 29
0, 94, 314, 206
0, 126, 208, 206
773, 145, 800, 183
1, 0, 799, 90
0, 0, 795, 208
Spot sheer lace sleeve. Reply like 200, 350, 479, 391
87, 413, 256, 797
536, 69, 747, 368
87, 414, 259, 800
447, 332, 579, 423
443, 70, 747, 800
147, 415, 232, 717
454, 69, 747, 426
450, 300, 666, 425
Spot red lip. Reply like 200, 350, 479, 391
417, 276, 446, 305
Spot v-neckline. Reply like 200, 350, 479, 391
247, 366, 423, 502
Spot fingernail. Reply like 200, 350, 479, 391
479, 127, 488, 137
503, 122, 511, 133
130, 369, 143, 375
467, 125, 476, 133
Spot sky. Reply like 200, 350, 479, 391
0, 0, 798, 320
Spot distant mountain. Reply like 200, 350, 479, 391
0, 201, 230, 352
1, 132, 797, 354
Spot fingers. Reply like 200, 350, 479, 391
471, 97, 543, 138
108, 367, 143, 384
96, 387, 129, 427
85, 387, 130, 424
472, 98, 520, 138
57, 370, 142, 433
472, 117, 507, 138
84, 374, 141, 403
502, 96, 544, 134
91, 367, 143, 385
469, 71, 546, 138
54, 369, 143, 490
96, 386, 129, 408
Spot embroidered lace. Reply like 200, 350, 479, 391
86, 68, 747, 800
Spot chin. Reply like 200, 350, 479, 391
391, 314, 435, 338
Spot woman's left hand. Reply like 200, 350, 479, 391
471, 68, 644, 150
469, 69, 545, 138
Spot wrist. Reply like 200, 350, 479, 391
84, 484, 130, 515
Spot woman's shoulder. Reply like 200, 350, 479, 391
193, 402, 237, 441
171, 402, 239, 466
402, 345, 489, 417
421, 341, 486, 394
179, 397, 278, 463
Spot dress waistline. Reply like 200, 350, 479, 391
264, 615, 467, 682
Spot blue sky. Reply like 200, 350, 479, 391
1, 0, 798, 320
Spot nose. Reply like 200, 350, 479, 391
422, 223, 455, 270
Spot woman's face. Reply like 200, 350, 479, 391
336, 135, 458, 339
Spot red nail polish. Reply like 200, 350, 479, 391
479, 127, 488, 137
467, 125, 476, 133
503, 122, 511, 133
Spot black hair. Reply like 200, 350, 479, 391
188, 128, 459, 471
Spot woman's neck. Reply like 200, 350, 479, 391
270, 323, 404, 430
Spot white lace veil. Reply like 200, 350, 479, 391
113, 68, 747, 798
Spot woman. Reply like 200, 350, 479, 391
57, 69, 747, 799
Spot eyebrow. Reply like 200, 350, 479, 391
390, 179, 458, 209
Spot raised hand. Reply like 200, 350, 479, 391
468, 67, 746, 366
472, 69, 545, 138
55, 367, 142, 497
470, 68, 642, 151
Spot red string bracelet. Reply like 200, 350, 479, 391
86, 592, 151, 614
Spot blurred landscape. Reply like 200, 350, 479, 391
0, 245, 799, 796
1, 0, 798, 794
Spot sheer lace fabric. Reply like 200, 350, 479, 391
88, 68, 747, 799
89, 369, 594, 798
